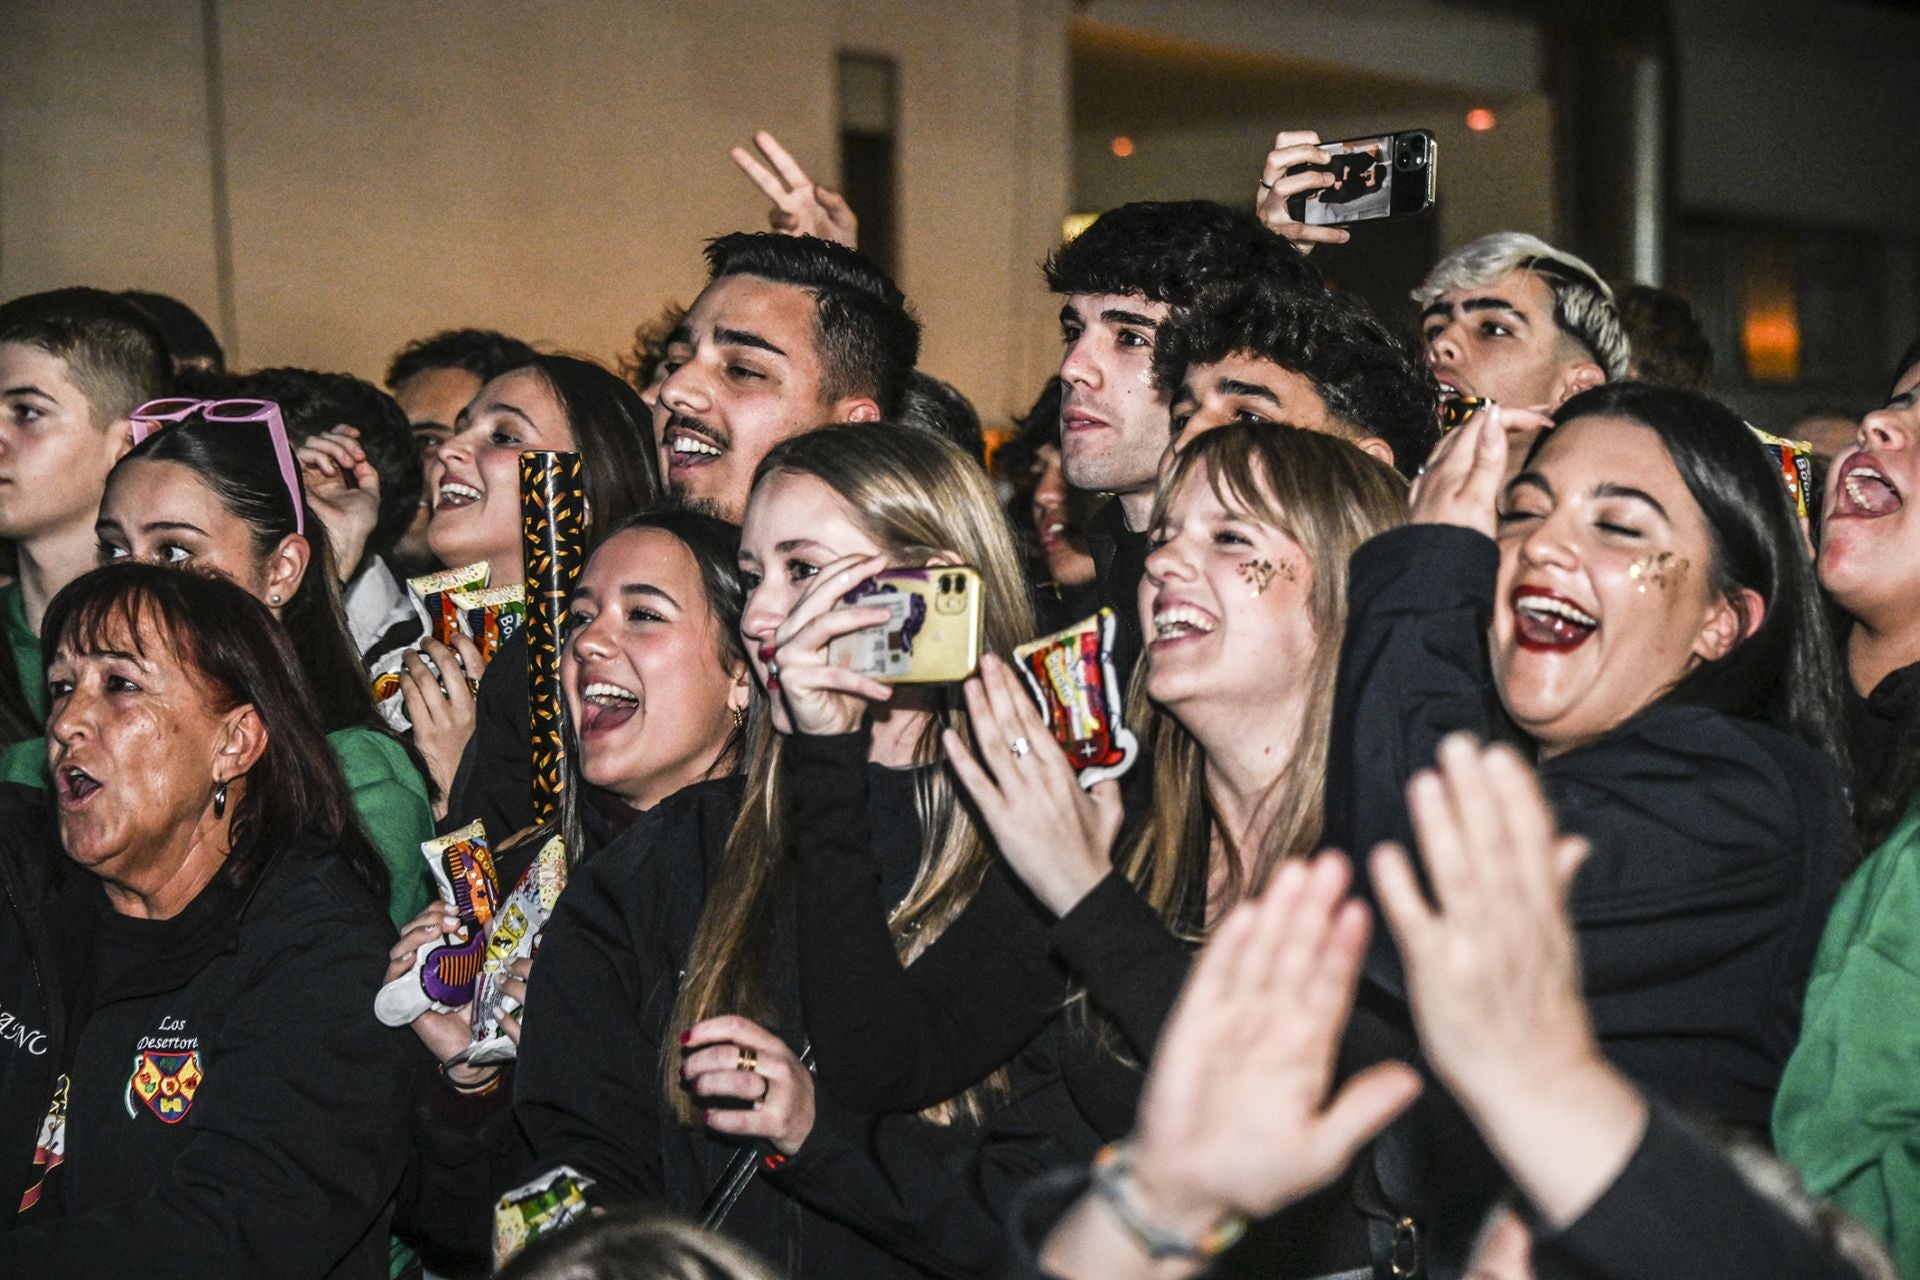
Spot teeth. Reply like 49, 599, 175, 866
670, 435, 722, 457
582, 682, 638, 705
438, 482, 481, 504
1515, 594, 1597, 628
1152, 605, 1216, 638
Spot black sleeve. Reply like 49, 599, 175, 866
1048, 873, 1192, 1062
512, 839, 674, 1206
1530, 1107, 1868, 1280
0, 882, 417, 1279
445, 630, 535, 845
394, 1061, 530, 1274
789, 729, 1068, 1114
1322, 524, 1507, 957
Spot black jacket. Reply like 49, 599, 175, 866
1324, 525, 1851, 1275
514, 767, 1077, 1278
0, 783, 416, 1278
447, 630, 535, 848
1081, 502, 1149, 694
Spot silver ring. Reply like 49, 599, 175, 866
1008, 737, 1032, 758
766, 658, 780, 679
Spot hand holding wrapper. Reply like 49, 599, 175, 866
1012, 609, 1139, 789
373, 821, 500, 1026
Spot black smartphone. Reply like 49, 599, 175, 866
1287, 129, 1437, 225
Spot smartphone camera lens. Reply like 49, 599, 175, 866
1396, 136, 1427, 169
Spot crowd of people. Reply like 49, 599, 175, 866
0, 125, 1913, 1280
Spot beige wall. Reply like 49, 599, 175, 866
1, 0, 1072, 421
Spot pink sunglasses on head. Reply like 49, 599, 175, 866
127, 398, 306, 538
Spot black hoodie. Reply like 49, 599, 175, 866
0, 783, 416, 1279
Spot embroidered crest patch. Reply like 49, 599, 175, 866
127, 1050, 203, 1124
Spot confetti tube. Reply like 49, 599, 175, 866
521, 452, 587, 823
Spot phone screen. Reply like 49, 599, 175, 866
1296, 138, 1394, 226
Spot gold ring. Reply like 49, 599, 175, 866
737, 1046, 758, 1074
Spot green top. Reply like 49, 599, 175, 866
0, 724, 434, 929
1773, 798, 1920, 1278
1, 581, 46, 722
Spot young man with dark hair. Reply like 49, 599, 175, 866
1152, 279, 1439, 478
898, 369, 986, 467
222, 366, 425, 661
383, 328, 538, 573
1043, 201, 1321, 677
0, 287, 171, 728
656, 231, 921, 520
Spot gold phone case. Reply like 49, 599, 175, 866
827, 567, 983, 684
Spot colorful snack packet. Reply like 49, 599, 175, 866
1011, 608, 1139, 789
446, 583, 528, 663
372, 821, 501, 1027
454, 832, 569, 1066
494, 1166, 595, 1270
370, 560, 492, 728
522, 452, 588, 824
413, 560, 492, 647
1750, 426, 1816, 520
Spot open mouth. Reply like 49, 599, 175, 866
1037, 519, 1068, 549
436, 481, 482, 512
577, 680, 640, 736
664, 424, 726, 471
56, 764, 101, 808
1511, 590, 1598, 652
1151, 603, 1217, 645
1061, 405, 1110, 436
1833, 453, 1902, 519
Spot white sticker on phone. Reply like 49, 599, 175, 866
829, 592, 923, 679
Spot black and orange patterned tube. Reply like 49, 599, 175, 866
520, 451, 587, 823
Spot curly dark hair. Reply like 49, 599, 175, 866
384, 328, 536, 392
1618, 284, 1713, 390
1044, 200, 1321, 310
1151, 280, 1439, 477
218, 367, 422, 562
703, 232, 920, 417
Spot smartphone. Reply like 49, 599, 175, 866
827, 567, 984, 683
1287, 129, 1437, 226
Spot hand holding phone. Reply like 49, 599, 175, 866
1259, 128, 1436, 249
828, 567, 984, 684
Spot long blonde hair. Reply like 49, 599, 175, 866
1121, 423, 1407, 936
667, 423, 1034, 1124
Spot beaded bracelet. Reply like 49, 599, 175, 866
1088, 1142, 1246, 1262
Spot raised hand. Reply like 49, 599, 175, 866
682, 1015, 816, 1156
768, 552, 895, 736
1407, 407, 1510, 535
1371, 734, 1644, 1226
386, 902, 499, 1089
297, 424, 381, 583
1133, 853, 1423, 1220
730, 131, 859, 249
942, 654, 1123, 916
1254, 131, 1349, 253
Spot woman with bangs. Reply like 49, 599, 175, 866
515, 422, 1060, 1279
774, 423, 1410, 1276
1326, 381, 1852, 1272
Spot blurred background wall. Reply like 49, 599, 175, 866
5, 0, 1917, 429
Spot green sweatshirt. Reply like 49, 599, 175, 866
1, 582, 45, 722
0, 725, 433, 929
1774, 798, 1920, 1278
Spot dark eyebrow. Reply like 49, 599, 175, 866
715, 327, 786, 358
619, 582, 679, 608
2, 384, 54, 400
488, 401, 538, 429
1422, 297, 1528, 326
140, 521, 209, 536
1215, 377, 1281, 406
1101, 308, 1160, 329
1593, 482, 1671, 522
1169, 383, 1198, 413
1058, 304, 1083, 327
774, 538, 828, 555
1507, 471, 1553, 501
666, 323, 692, 348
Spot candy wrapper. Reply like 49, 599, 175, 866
446, 583, 527, 662
451, 832, 569, 1066
494, 1165, 594, 1270
1750, 427, 1816, 521
522, 452, 588, 824
372, 821, 501, 1027
1011, 608, 1139, 789
371, 561, 490, 730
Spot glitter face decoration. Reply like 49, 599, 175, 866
1240, 558, 1278, 596
1629, 551, 1689, 591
